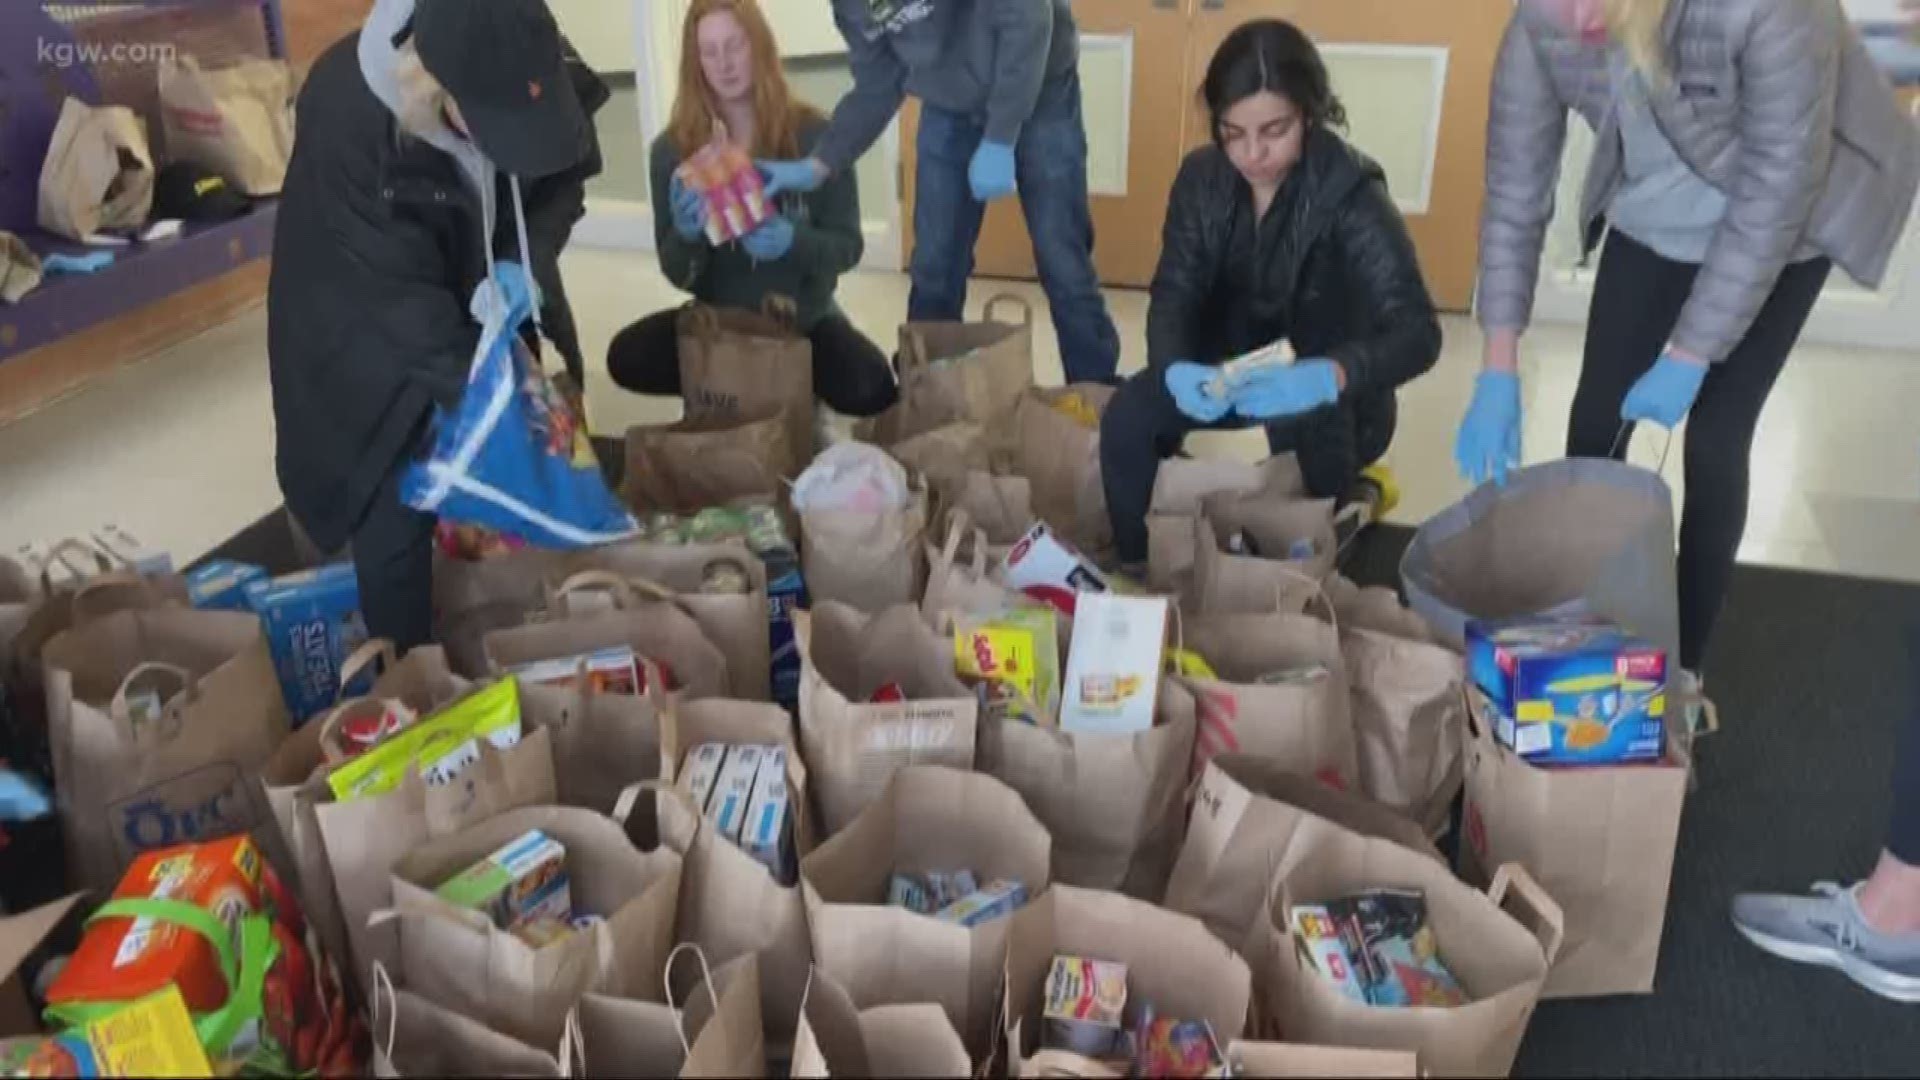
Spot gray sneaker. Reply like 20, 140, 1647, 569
1732, 882, 1920, 1003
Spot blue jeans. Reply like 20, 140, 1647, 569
910, 71, 1120, 384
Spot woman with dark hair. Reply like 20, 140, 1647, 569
1100, 19, 1442, 574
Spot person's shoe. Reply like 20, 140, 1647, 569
1732, 882, 1920, 1003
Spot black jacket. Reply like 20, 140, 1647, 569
267, 35, 608, 553
1148, 127, 1441, 442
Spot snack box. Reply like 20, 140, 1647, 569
1059, 594, 1168, 736
507, 646, 642, 695
887, 873, 934, 913
1001, 523, 1110, 617
1467, 616, 1667, 766
435, 829, 572, 933
326, 678, 523, 800
1041, 956, 1128, 1059
741, 746, 793, 881
184, 559, 267, 612
678, 742, 729, 814
3, 985, 213, 1078
89, 524, 174, 578
1135, 1016, 1228, 1079
886, 870, 981, 914
246, 562, 372, 724
954, 607, 1060, 725
1290, 903, 1371, 1005
706, 745, 766, 843
47, 837, 266, 1015
932, 879, 1027, 927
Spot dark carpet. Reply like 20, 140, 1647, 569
199, 516, 1920, 1077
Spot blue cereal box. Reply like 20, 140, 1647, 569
1466, 616, 1667, 767
246, 563, 372, 724
185, 560, 268, 612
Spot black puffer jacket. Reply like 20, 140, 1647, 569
1148, 125, 1441, 450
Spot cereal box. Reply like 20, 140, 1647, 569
1467, 616, 1667, 767
435, 829, 572, 933
1041, 956, 1128, 1058
1059, 594, 1167, 736
245, 562, 370, 724
184, 559, 267, 612
932, 879, 1026, 927
706, 745, 765, 843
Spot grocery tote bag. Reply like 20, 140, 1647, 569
678, 298, 815, 469
1401, 458, 1680, 655
624, 407, 796, 513
863, 294, 1036, 445
42, 607, 290, 892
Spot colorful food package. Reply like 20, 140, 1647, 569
675, 142, 772, 244
1290, 889, 1467, 1009
741, 745, 794, 882
1058, 594, 1168, 736
183, 559, 267, 612
435, 829, 572, 934
1041, 956, 1129, 1059
319, 698, 418, 765
325, 677, 524, 800
1134, 1015, 1228, 1079
1001, 522, 1111, 617
953, 607, 1061, 725
886, 870, 979, 915
434, 521, 530, 562
706, 744, 766, 843
506, 646, 644, 695
1467, 616, 1668, 766
245, 562, 372, 724
3, 986, 212, 1078
931, 879, 1027, 928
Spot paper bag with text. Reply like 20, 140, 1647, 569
158, 55, 295, 195
677, 301, 814, 469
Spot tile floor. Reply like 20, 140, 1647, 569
3, 245, 1918, 581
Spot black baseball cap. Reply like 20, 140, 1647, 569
411, 0, 590, 179
153, 160, 252, 223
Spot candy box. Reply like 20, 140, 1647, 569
1001, 523, 1110, 617
954, 607, 1060, 725
1041, 955, 1128, 1058
435, 829, 572, 934
183, 559, 267, 612
1058, 594, 1167, 736
1289, 903, 1370, 1005
245, 563, 371, 724
1467, 616, 1667, 767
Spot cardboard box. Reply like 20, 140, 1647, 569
1, 985, 213, 1077
1001, 522, 1110, 615
933, 879, 1027, 928
184, 559, 268, 612
246, 562, 371, 724
1467, 617, 1667, 766
1059, 594, 1168, 735
954, 608, 1060, 725
678, 742, 729, 815
706, 745, 765, 842
435, 829, 572, 933
506, 646, 641, 695
1041, 955, 1127, 1058
741, 745, 793, 881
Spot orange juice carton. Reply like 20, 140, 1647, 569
435, 829, 572, 933
1059, 594, 1168, 736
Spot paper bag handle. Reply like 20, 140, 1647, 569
110, 661, 195, 740
39, 538, 114, 589
982, 293, 1033, 328
664, 942, 721, 1057
371, 960, 401, 1066
1487, 863, 1566, 968
560, 1008, 587, 1078
761, 294, 799, 331
613, 779, 701, 852
337, 639, 398, 693
554, 570, 640, 610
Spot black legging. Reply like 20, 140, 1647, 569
1567, 229, 1830, 672
606, 307, 898, 417
1893, 626, 1920, 866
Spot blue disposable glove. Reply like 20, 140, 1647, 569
1454, 370, 1523, 486
1620, 349, 1707, 429
968, 140, 1017, 202
741, 214, 795, 262
757, 157, 827, 198
1231, 359, 1342, 420
0, 768, 50, 823
668, 174, 706, 242
1165, 361, 1233, 423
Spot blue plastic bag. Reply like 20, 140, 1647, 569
403, 262, 636, 548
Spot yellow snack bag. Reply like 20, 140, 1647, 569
954, 607, 1061, 725
326, 677, 524, 801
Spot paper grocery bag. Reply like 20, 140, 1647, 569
883, 421, 997, 495
567, 993, 687, 1078
388, 801, 684, 1047
41, 608, 290, 893
660, 697, 818, 1039
1252, 817, 1564, 1078
567, 540, 772, 700
37, 97, 154, 241
1227, 1042, 1419, 1078
920, 513, 1028, 626
801, 766, 1049, 1055
1003, 885, 1251, 1073
1191, 510, 1333, 616
11, 555, 191, 694
624, 409, 796, 514
433, 547, 572, 678
1165, 756, 1440, 949
982, 680, 1197, 899
790, 966, 972, 1079
516, 672, 665, 816
865, 294, 1035, 446
801, 487, 930, 615
485, 571, 732, 701
1012, 384, 1115, 557
158, 54, 295, 195
1181, 606, 1356, 787
1460, 691, 1689, 999
942, 472, 1033, 550
1144, 455, 1295, 593
1341, 612, 1467, 839
795, 604, 979, 834
678, 301, 814, 469
371, 978, 563, 1077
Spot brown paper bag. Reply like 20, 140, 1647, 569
1460, 691, 1689, 999
1227, 1042, 1420, 1078
660, 697, 818, 1039
865, 294, 1035, 445
1146, 456, 1303, 593
801, 487, 930, 615
566, 992, 687, 1078
1181, 605, 1356, 788
485, 571, 732, 701
0, 233, 43, 306
794, 604, 979, 834
1252, 818, 1564, 1078
158, 54, 294, 195
790, 966, 972, 1079
800, 766, 1050, 1055
982, 681, 1197, 899
1003, 885, 1252, 1074
1191, 512, 1332, 616
1011, 384, 1116, 556
432, 547, 573, 678
371, 976, 563, 1078
624, 409, 796, 513
882, 421, 997, 495
920, 512, 1028, 626
1164, 756, 1441, 949
942, 472, 1033, 549
37, 97, 154, 241
566, 541, 772, 701
678, 301, 814, 469
517, 671, 665, 816
41, 608, 290, 892
1341, 618, 1467, 840
10, 553, 191, 691
388, 801, 684, 1046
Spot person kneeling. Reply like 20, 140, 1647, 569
1101, 20, 1441, 573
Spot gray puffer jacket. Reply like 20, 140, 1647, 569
1478, 0, 1919, 363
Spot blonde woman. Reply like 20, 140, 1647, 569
1456, 0, 1918, 689
268, 0, 607, 649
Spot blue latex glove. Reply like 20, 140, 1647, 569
1454, 369, 1523, 486
1621, 350, 1707, 429
740, 214, 795, 261
668, 174, 706, 242
1165, 361, 1233, 423
0, 768, 50, 822
1231, 359, 1342, 420
968, 140, 1017, 202
758, 158, 827, 198
43, 250, 115, 274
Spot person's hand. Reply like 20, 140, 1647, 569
1454, 369, 1523, 486
1621, 348, 1707, 428
758, 157, 828, 197
1230, 359, 1342, 420
1165, 361, 1232, 423
669, 174, 706, 242
968, 141, 1017, 202
741, 214, 795, 261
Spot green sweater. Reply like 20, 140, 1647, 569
650, 119, 863, 330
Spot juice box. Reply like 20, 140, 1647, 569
954, 607, 1060, 725
1041, 956, 1128, 1058
1000, 523, 1110, 617
740, 746, 793, 881
932, 879, 1027, 927
4, 985, 213, 1078
245, 562, 370, 724
435, 829, 571, 933
183, 559, 267, 612
1059, 594, 1167, 736
1467, 616, 1667, 766
506, 646, 641, 695
678, 743, 729, 814
706, 745, 765, 842
47, 837, 265, 1015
